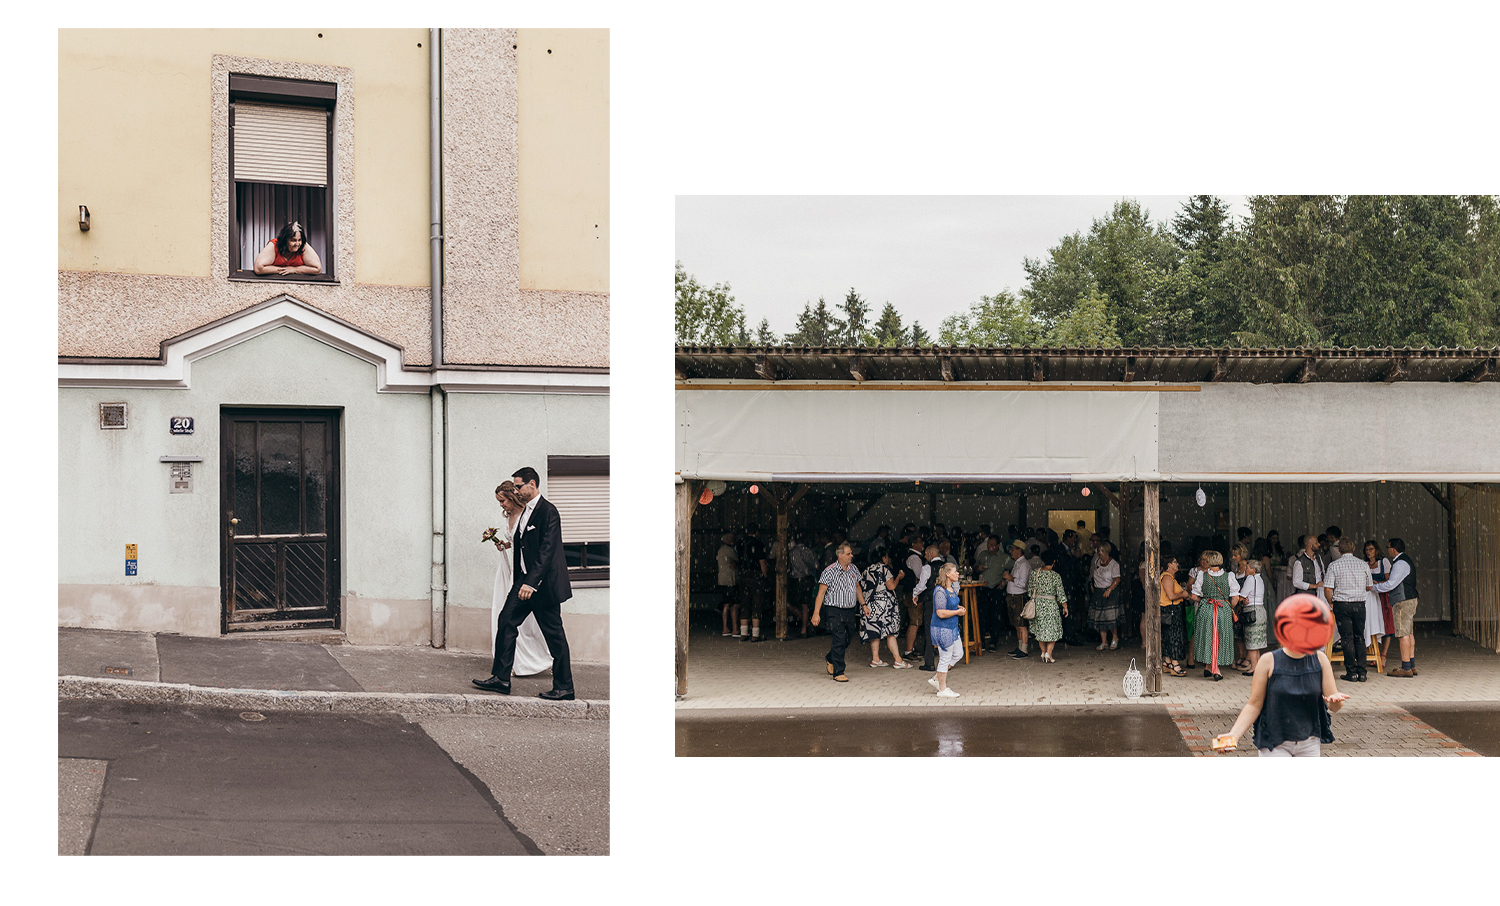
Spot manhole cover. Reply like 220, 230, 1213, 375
239, 712, 266, 722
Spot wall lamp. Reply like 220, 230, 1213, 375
79, 206, 90, 231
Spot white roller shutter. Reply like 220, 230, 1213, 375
233, 102, 329, 186
549, 474, 609, 543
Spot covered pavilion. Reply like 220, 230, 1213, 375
675, 345, 1500, 699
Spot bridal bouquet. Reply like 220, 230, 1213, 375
481, 527, 512, 550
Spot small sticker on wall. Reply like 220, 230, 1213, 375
126, 543, 138, 576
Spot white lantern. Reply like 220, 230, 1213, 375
1123, 658, 1144, 699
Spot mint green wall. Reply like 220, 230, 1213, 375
444, 391, 610, 617
59, 327, 433, 603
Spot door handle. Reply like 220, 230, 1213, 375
230, 518, 240, 525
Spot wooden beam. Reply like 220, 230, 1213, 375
675, 481, 700, 699
1460, 357, 1496, 383
941, 355, 954, 382
1211, 355, 1228, 382
850, 356, 867, 382
675, 365, 687, 381
755, 354, 775, 382
1122, 356, 1136, 383
1296, 357, 1317, 383
1420, 482, 1453, 513
1032, 356, 1045, 383
1144, 481, 1161, 692
1383, 356, 1409, 383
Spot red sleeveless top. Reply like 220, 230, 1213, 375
272, 245, 305, 267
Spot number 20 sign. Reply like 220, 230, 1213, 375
171, 417, 195, 435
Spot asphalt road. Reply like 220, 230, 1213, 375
59, 699, 607, 855
676, 705, 1191, 756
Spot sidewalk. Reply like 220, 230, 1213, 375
59, 627, 608, 719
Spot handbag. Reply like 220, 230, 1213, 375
1020, 595, 1036, 620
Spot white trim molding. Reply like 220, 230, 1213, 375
59, 295, 608, 395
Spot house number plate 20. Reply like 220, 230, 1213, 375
171, 417, 195, 435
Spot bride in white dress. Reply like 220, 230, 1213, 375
491, 481, 553, 676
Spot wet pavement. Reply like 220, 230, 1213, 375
677, 704, 1190, 756
677, 623, 1500, 756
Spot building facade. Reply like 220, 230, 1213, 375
59, 29, 610, 661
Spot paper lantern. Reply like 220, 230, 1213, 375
1123, 658, 1144, 699
749, 484, 759, 494
1081, 486, 1091, 497
698, 488, 714, 505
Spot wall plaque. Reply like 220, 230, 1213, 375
170, 416, 195, 435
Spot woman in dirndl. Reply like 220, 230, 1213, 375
1027, 549, 1069, 663
860, 550, 911, 668
1191, 549, 1241, 680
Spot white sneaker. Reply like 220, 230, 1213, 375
928, 677, 940, 688
937, 687, 961, 698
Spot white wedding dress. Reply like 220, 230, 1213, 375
491, 522, 553, 677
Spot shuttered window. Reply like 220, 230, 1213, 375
228, 74, 336, 281
550, 473, 609, 543
232, 103, 329, 186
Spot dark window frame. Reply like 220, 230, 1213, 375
547, 455, 609, 582
228, 73, 338, 284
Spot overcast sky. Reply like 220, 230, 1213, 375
677, 196, 1249, 336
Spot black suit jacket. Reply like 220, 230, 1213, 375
512, 496, 573, 604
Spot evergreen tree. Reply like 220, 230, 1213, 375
908, 320, 932, 347
785, 296, 839, 346
837, 287, 872, 345
870, 301, 908, 346
754, 317, 779, 345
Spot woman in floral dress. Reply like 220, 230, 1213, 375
860, 550, 911, 668
1027, 549, 1069, 663
1191, 550, 1241, 680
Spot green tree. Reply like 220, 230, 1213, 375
938, 289, 1041, 346
785, 296, 840, 346
1022, 200, 1180, 346
837, 288, 872, 345
753, 317, 779, 345
870, 301, 908, 346
675, 261, 747, 345
1046, 285, 1121, 346
908, 320, 933, 347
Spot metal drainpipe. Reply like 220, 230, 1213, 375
429, 27, 447, 648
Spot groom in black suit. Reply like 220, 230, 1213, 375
473, 466, 575, 701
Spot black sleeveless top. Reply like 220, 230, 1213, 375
1252, 649, 1334, 750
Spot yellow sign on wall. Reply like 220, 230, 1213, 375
126, 543, 138, 559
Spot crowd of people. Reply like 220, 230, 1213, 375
712, 516, 1424, 697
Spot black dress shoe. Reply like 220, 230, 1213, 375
1340, 673, 1357, 682
471, 676, 511, 694
538, 688, 575, 701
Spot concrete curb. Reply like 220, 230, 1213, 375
59, 676, 609, 720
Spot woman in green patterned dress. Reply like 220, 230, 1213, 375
1190, 550, 1241, 680
1027, 549, 1069, 663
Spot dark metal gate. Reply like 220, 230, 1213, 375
221, 408, 340, 632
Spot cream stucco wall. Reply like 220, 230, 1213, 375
517, 28, 609, 293
59, 29, 430, 286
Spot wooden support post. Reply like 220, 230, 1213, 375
675, 480, 699, 699
1448, 481, 1460, 634
771, 483, 809, 640
1144, 482, 1161, 692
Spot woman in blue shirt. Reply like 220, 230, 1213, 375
929, 563, 967, 698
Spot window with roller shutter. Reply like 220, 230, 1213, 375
547, 456, 609, 582
228, 73, 337, 282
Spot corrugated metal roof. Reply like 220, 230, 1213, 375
676, 346, 1500, 384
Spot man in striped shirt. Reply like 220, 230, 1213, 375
811, 542, 867, 682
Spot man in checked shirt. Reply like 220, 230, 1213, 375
1323, 537, 1375, 682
